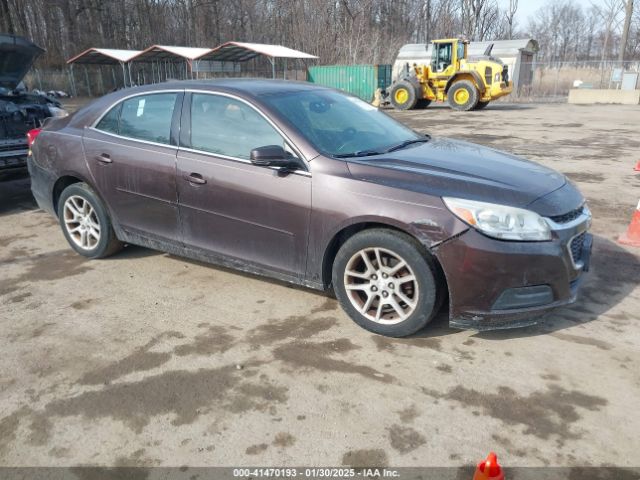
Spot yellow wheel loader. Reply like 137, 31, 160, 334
386, 38, 512, 111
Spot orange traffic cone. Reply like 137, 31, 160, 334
619, 200, 640, 247
634, 160, 640, 172
473, 452, 504, 480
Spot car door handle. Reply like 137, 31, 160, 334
95, 153, 112, 164
184, 173, 206, 185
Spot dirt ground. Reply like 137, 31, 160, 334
1, 102, 639, 472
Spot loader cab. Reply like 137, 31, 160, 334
430, 39, 467, 75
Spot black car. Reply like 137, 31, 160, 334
0, 33, 67, 173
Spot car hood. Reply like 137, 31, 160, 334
345, 136, 573, 214
0, 34, 45, 89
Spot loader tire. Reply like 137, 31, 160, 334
447, 80, 479, 111
390, 81, 418, 110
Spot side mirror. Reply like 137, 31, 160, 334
250, 145, 296, 169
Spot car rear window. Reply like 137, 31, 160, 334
95, 93, 178, 145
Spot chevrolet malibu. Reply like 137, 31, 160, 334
28, 80, 592, 337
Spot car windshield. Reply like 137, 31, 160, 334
261, 89, 424, 157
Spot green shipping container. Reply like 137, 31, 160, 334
307, 65, 392, 102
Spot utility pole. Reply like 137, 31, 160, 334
619, 0, 634, 65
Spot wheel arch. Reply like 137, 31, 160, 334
445, 72, 485, 94
52, 174, 86, 216
51, 172, 109, 220
320, 220, 448, 297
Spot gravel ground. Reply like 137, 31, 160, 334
0, 102, 639, 472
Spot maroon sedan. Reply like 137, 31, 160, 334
27, 80, 592, 337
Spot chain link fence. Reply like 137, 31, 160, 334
21, 60, 640, 103
512, 60, 640, 102
22, 61, 309, 99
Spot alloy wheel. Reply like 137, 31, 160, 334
343, 247, 419, 325
63, 195, 101, 250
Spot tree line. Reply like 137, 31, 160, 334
0, 0, 638, 69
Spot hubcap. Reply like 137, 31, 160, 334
454, 89, 469, 104
343, 247, 419, 325
63, 195, 101, 250
394, 88, 409, 104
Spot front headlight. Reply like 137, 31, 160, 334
443, 197, 552, 241
48, 106, 69, 118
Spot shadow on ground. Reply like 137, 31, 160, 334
4, 170, 636, 343
110, 234, 637, 343
384, 103, 536, 112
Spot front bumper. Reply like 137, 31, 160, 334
434, 211, 592, 330
485, 81, 512, 101
0, 141, 28, 171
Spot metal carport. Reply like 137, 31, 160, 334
195, 42, 318, 79
129, 45, 213, 83
66, 48, 142, 95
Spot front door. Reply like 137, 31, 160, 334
83, 92, 182, 242
176, 92, 311, 279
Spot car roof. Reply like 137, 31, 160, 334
66, 78, 335, 144
144, 78, 329, 98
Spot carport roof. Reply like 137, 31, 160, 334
397, 38, 539, 60
196, 42, 318, 62
132, 45, 214, 62
470, 39, 540, 56
67, 48, 142, 65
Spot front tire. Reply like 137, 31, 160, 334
332, 229, 439, 337
389, 81, 418, 110
58, 182, 123, 259
447, 80, 479, 111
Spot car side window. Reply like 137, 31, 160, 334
115, 93, 178, 145
190, 93, 285, 160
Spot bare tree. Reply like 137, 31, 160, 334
2, 0, 640, 72
619, 0, 635, 62
592, 0, 625, 64
461, 0, 500, 40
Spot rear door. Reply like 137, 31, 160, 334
176, 91, 311, 279
83, 91, 183, 243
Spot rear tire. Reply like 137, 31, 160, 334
447, 80, 479, 111
389, 81, 418, 110
58, 182, 123, 259
332, 229, 439, 337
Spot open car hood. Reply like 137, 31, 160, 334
0, 34, 45, 89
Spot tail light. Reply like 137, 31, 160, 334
27, 128, 42, 148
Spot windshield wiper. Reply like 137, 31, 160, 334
384, 135, 431, 153
334, 149, 385, 158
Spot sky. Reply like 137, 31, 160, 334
497, 0, 546, 26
